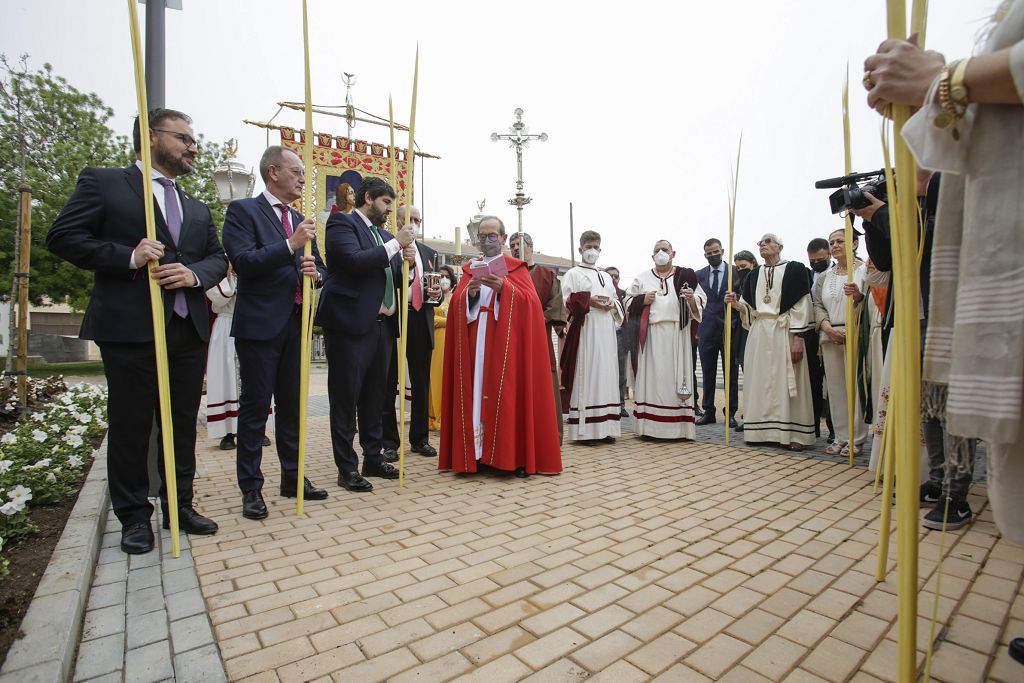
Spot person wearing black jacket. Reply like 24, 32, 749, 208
853, 172, 977, 530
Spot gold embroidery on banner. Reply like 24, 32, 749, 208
485, 280, 515, 465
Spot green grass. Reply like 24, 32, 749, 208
25, 361, 105, 378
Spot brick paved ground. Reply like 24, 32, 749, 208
176, 374, 1024, 682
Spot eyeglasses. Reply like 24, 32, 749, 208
480, 234, 500, 244
757, 239, 776, 247
153, 128, 198, 149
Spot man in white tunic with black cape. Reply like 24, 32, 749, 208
725, 233, 816, 451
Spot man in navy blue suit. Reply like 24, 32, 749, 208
223, 146, 329, 520
315, 178, 416, 492
695, 238, 739, 426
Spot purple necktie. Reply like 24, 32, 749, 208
155, 178, 188, 318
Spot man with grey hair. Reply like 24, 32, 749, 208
725, 233, 816, 450
510, 231, 567, 445
381, 205, 442, 461
223, 145, 329, 519
438, 216, 562, 476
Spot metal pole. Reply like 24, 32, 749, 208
569, 202, 575, 266
16, 185, 31, 405
144, 0, 165, 110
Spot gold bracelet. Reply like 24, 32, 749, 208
934, 59, 967, 139
950, 57, 971, 106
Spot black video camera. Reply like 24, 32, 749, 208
814, 169, 889, 214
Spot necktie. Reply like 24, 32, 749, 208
154, 178, 188, 318
411, 258, 423, 311
372, 227, 395, 309
711, 267, 719, 297
274, 203, 302, 305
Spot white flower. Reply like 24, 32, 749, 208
4, 402, 15, 412
0, 460, 11, 474
96, 419, 107, 429
63, 434, 84, 448
31, 412, 45, 423
45, 472, 56, 483
0, 501, 21, 515
77, 412, 92, 424
0, 433, 16, 446
69, 425, 87, 436
68, 455, 83, 468
32, 429, 47, 443
9, 485, 32, 506
35, 458, 51, 468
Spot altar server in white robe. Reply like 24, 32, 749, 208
206, 269, 239, 449
625, 240, 705, 440
725, 233, 816, 451
560, 230, 624, 443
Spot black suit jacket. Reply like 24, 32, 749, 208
695, 264, 740, 345
315, 209, 403, 337
406, 241, 440, 349
222, 195, 327, 341
46, 165, 227, 343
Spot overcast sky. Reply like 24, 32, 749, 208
1, 0, 997, 284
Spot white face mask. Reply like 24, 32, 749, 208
582, 248, 600, 265
654, 250, 671, 267
440, 277, 451, 290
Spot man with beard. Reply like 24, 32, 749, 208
626, 240, 705, 440
725, 233, 816, 451
316, 178, 416, 492
695, 238, 739, 426
223, 146, 329, 520
509, 231, 567, 445
439, 217, 562, 476
47, 108, 226, 553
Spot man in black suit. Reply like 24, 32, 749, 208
315, 178, 416, 492
695, 238, 739, 426
805, 237, 835, 441
381, 205, 442, 462
47, 108, 226, 554
222, 146, 329, 521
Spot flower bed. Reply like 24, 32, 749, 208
0, 379, 108, 575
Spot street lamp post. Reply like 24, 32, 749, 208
490, 108, 547, 255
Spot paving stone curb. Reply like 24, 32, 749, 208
0, 436, 110, 682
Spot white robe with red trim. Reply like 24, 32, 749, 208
628, 269, 705, 439
205, 275, 239, 439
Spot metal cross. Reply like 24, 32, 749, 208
490, 108, 548, 243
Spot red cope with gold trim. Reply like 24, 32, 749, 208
438, 254, 562, 474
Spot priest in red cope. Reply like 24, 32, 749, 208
439, 216, 562, 477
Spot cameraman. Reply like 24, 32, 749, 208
851, 171, 977, 532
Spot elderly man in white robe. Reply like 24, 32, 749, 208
625, 240, 705, 440
725, 233, 816, 451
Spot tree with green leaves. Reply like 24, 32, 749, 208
0, 55, 229, 312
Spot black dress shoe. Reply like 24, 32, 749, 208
121, 522, 155, 554
729, 416, 738, 428
242, 490, 268, 520
338, 471, 374, 492
281, 477, 328, 500
164, 506, 218, 535
695, 413, 716, 426
734, 421, 745, 432
619, 406, 629, 418
219, 434, 236, 450
412, 442, 437, 457
514, 467, 529, 478
1010, 637, 1024, 665
694, 407, 705, 419
362, 462, 400, 479
382, 447, 399, 463
262, 435, 272, 447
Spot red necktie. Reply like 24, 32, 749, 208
411, 261, 423, 311
275, 204, 302, 305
